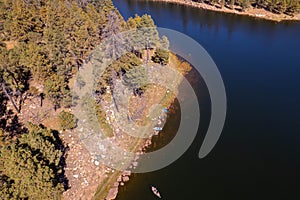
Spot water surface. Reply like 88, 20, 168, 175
113, 1, 300, 199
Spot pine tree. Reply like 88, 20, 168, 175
58, 111, 77, 130
152, 49, 170, 65
241, 0, 251, 11
103, 10, 125, 59
0, 123, 66, 199
123, 65, 148, 93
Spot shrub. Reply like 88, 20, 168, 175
152, 48, 169, 65
58, 111, 77, 130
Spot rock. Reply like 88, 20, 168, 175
113, 182, 119, 187
123, 170, 131, 176
132, 161, 138, 167
122, 176, 129, 182
117, 175, 122, 182
95, 161, 100, 166
73, 174, 79, 178
105, 187, 118, 200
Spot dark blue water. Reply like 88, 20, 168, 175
113, 1, 300, 199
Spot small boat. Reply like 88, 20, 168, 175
151, 185, 162, 198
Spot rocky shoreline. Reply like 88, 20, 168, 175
102, 55, 187, 200
105, 132, 159, 200
104, 105, 168, 200
148, 0, 300, 22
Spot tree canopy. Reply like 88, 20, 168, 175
0, 0, 117, 110
0, 0, 119, 199
0, 123, 67, 199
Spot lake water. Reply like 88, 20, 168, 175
112, 0, 300, 199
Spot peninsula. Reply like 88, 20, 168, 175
0, 0, 191, 199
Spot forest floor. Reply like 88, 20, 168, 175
149, 0, 300, 22
16, 85, 104, 199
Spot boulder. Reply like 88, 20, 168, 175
73, 174, 79, 179
132, 161, 138, 167
117, 175, 122, 182
105, 187, 118, 200
113, 182, 119, 187
122, 176, 129, 182
123, 170, 131, 176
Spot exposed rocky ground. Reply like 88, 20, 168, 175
16, 53, 187, 200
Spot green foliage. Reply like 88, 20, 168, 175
95, 53, 142, 95
152, 49, 170, 65
0, 123, 66, 199
241, 0, 251, 11
126, 14, 160, 51
115, 53, 143, 72
0, 0, 122, 199
103, 10, 125, 59
28, 86, 40, 96
58, 111, 77, 130
95, 103, 114, 138
0, 0, 116, 109
123, 65, 148, 90
0, 44, 30, 113
160, 35, 170, 50
44, 75, 69, 109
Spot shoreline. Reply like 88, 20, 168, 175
147, 0, 300, 22
94, 53, 191, 200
